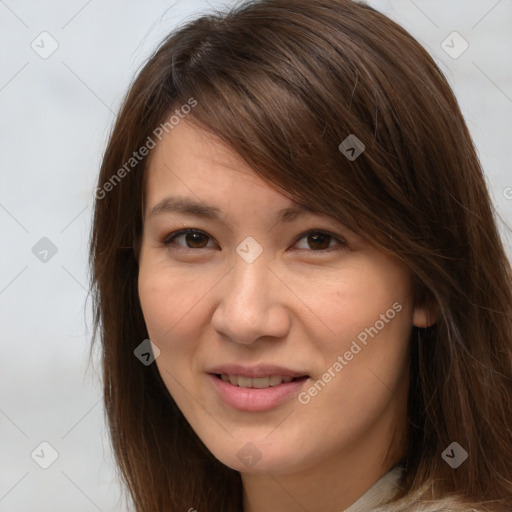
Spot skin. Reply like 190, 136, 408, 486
137, 118, 436, 512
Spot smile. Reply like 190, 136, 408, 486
210, 374, 310, 411
218, 374, 301, 388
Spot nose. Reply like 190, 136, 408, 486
210, 255, 291, 345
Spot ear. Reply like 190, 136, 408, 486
413, 299, 440, 328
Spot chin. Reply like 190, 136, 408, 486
205, 437, 316, 475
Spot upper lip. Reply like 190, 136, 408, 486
207, 364, 309, 379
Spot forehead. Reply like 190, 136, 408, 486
144, 119, 297, 211
149, 118, 250, 171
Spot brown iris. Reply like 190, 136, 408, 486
306, 233, 332, 250
185, 232, 209, 248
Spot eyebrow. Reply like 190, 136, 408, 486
147, 196, 316, 225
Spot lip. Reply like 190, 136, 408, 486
207, 365, 310, 412
207, 364, 308, 379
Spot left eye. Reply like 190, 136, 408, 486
162, 229, 345, 252
293, 231, 343, 251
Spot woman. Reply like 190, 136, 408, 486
89, 0, 512, 510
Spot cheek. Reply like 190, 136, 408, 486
137, 258, 226, 402
138, 257, 216, 343
290, 255, 413, 414
138, 262, 207, 407
281, 253, 413, 348
297, 261, 412, 430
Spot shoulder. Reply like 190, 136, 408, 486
373, 494, 490, 512
367, 468, 488, 512
349, 465, 492, 512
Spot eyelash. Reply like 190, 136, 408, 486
161, 228, 347, 254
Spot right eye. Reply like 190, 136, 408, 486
162, 228, 217, 250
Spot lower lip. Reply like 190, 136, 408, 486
209, 374, 309, 412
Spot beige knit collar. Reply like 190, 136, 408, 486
344, 466, 405, 512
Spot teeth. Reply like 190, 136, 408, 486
269, 375, 283, 386
252, 377, 270, 388
220, 374, 299, 388
237, 376, 253, 388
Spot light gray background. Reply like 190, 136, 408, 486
1, 1, 511, 510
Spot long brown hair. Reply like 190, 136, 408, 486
89, 1, 512, 510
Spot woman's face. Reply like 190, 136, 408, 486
138, 119, 426, 475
